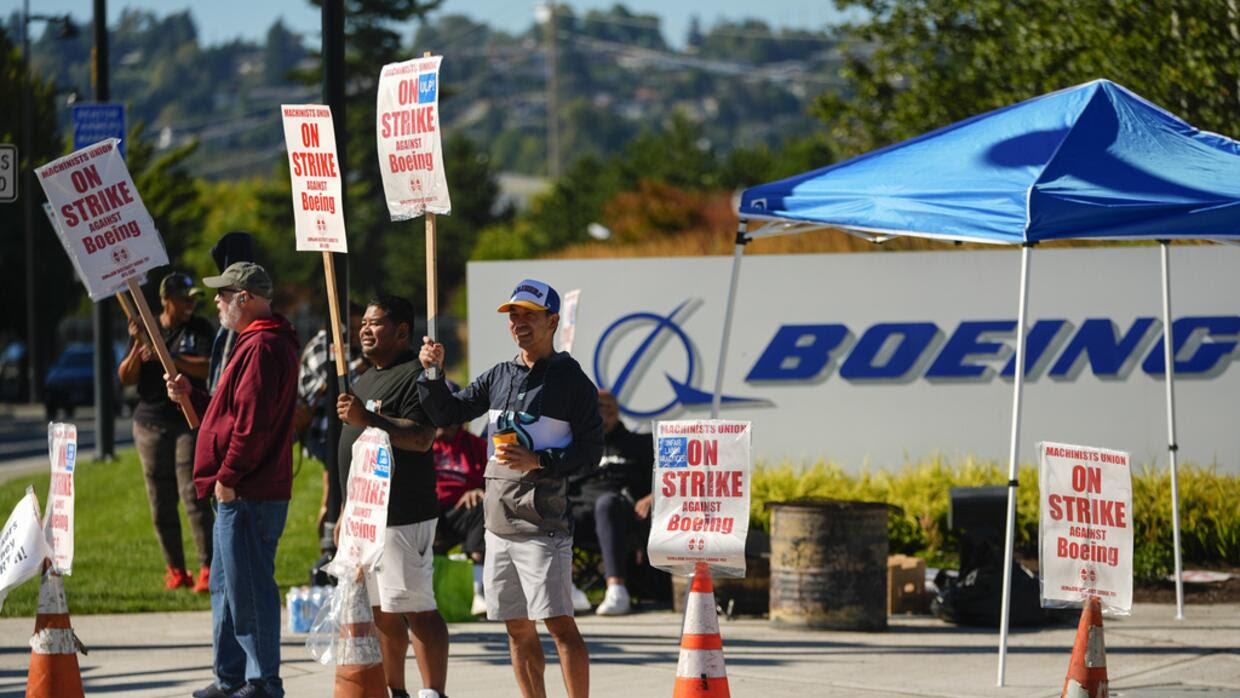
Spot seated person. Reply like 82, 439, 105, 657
567, 389, 654, 615
431, 384, 488, 616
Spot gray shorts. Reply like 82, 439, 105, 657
364, 519, 438, 614
484, 530, 574, 621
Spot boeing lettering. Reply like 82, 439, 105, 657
747, 315, 1239, 383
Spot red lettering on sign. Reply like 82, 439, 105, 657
687, 439, 718, 466
1046, 494, 1126, 527
69, 164, 103, 193
300, 122, 320, 148
290, 151, 339, 179
1056, 536, 1119, 567
660, 470, 744, 498
1072, 465, 1102, 494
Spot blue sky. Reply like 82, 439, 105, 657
5, 1, 855, 48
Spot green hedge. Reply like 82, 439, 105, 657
750, 458, 1240, 581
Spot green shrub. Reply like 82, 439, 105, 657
751, 458, 1239, 575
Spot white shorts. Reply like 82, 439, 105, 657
484, 530, 574, 621
364, 518, 438, 614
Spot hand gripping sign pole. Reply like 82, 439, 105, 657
281, 104, 351, 391
375, 53, 451, 378
35, 138, 198, 427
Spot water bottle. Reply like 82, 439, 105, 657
286, 588, 302, 633
296, 586, 313, 633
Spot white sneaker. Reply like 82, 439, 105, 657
595, 585, 631, 616
417, 690, 443, 698
470, 593, 487, 617
570, 584, 591, 612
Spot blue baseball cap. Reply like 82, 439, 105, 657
497, 278, 560, 314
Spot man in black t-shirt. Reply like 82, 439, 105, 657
336, 295, 448, 698
118, 271, 215, 592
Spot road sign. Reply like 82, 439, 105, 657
0, 144, 15, 203
72, 103, 126, 160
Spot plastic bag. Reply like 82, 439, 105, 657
306, 586, 340, 666
306, 574, 380, 667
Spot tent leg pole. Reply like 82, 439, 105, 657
1160, 241, 1185, 620
997, 244, 1031, 687
711, 221, 749, 419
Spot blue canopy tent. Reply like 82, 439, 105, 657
721, 79, 1240, 686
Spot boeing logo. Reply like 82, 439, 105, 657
594, 300, 1240, 417
593, 300, 762, 418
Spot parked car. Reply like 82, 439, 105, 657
43, 341, 128, 419
0, 341, 28, 402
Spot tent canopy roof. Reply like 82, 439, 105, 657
739, 80, 1240, 244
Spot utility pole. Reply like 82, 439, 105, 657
321, 0, 348, 534
537, 3, 561, 178
21, 0, 40, 405
92, 0, 115, 461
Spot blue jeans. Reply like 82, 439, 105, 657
211, 498, 288, 696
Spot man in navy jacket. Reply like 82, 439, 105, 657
418, 278, 602, 698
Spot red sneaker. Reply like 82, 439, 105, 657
164, 567, 192, 590
192, 566, 210, 594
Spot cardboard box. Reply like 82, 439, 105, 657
887, 554, 929, 615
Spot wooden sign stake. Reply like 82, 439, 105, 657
422, 50, 441, 380
322, 251, 350, 392
125, 278, 199, 428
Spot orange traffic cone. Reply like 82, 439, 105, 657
26, 569, 84, 698
673, 562, 730, 698
333, 572, 388, 698
1061, 596, 1108, 698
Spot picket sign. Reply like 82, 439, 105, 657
0, 488, 53, 611
44, 423, 77, 575
556, 289, 581, 353
648, 420, 752, 578
376, 52, 451, 378
43, 200, 153, 354
1038, 441, 1134, 614
35, 139, 197, 427
327, 427, 394, 577
281, 104, 350, 389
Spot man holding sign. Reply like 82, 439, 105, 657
418, 279, 602, 698
167, 262, 299, 698
336, 295, 448, 698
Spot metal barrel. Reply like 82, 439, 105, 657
768, 499, 889, 630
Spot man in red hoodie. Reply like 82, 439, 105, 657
167, 261, 299, 698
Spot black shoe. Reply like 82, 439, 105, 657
226, 684, 272, 698
191, 684, 234, 698
391, 690, 411, 698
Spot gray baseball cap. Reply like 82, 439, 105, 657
203, 261, 273, 299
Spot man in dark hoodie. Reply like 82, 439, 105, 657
167, 261, 300, 698
418, 278, 603, 698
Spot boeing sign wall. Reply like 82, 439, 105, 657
467, 247, 1240, 471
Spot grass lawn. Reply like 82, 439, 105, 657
0, 447, 325, 617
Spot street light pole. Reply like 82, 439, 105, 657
21, 0, 41, 405
320, 0, 348, 544
92, 0, 115, 461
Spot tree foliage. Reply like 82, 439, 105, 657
817, 0, 1240, 158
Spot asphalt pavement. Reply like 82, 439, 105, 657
1, 403, 1237, 697
0, 403, 132, 481
0, 603, 1238, 697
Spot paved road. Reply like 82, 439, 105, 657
0, 403, 132, 480
1, 604, 1238, 697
